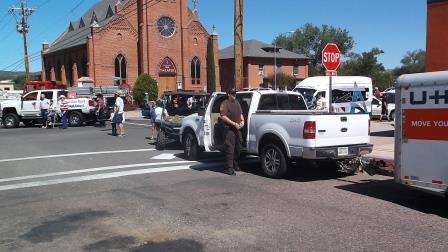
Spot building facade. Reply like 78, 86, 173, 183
41, 0, 219, 95
219, 40, 309, 91
426, 0, 448, 71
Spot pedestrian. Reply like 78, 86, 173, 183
219, 88, 244, 176
149, 101, 157, 140
58, 95, 69, 129
111, 90, 125, 137
40, 94, 50, 128
374, 87, 382, 99
315, 93, 326, 110
154, 99, 168, 133
96, 93, 106, 127
380, 96, 388, 122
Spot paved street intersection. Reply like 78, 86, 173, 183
0, 121, 447, 251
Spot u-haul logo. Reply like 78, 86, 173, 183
410, 89, 448, 105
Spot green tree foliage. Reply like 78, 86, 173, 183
265, 72, 297, 90
206, 36, 216, 93
274, 23, 354, 74
339, 48, 394, 90
13, 74, 41, 90
393, 49, 425, 76
133, 74, 158, 106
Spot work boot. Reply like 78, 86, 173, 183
223, 169, 236, 176
111, 124, 117, 136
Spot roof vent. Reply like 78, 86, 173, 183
79, 18, 85, 28
90, 11, 98, 25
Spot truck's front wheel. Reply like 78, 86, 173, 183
2, 113, 20, 128
261, 144, 288, 178
69, 111, 83, 127
183, 132, 199, 161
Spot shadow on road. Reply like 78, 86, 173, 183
335, 179, 448, 218
370, 130, 394, 137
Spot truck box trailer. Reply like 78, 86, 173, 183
395, 71, 448, 197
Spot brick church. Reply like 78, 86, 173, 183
41, 0, 219, 94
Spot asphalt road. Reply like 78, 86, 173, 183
0, 120, 447, 252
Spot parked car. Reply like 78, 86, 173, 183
180, 90, 373, 178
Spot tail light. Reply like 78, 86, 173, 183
303, 121, 316, 139
89, 100, 94, 107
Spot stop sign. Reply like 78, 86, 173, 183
322, 43, 341, 71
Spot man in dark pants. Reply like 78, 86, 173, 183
220, 89, 245, 176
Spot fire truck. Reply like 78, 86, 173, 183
24, 81, 66, 92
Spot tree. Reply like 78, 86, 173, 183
206, 36, 216, 92
338, 48, 394, 90
13, 74, 40, 90
393, 49, 425, 76
132, 74, 158, 106
265, 72, 296, 90
274, 23, 354, 74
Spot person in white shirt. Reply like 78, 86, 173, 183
154, 99, 169, 131
315, 93, 327, 110
40, 94, 51, 128
111, 90, 125, 137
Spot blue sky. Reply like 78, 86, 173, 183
0, 0, 426, 73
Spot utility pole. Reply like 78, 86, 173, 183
9, 1, 35, 85
234, 0, 243, 91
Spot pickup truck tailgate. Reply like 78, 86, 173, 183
312, 114, 370, 147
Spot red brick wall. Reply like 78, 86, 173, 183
41, 0, 219, 92
219, 57, 308, 91
426, 1, 448, 71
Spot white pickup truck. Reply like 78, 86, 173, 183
179, 90, 373, 178
0, 89, 97, 128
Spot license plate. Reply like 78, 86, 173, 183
338, 147, 349, 156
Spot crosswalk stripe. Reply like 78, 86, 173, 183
0, 160, 196, 183
0, 148, 156, 163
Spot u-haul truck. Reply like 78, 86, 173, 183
395, 71, 448, 197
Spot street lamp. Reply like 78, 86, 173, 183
274, 31, 294, 90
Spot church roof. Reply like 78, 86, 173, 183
46, 0, 127, 54
219, 40, 308, 60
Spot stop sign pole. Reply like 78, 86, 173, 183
322, 43, 341, 113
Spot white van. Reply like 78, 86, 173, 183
395, 71, 448, 197
293, 76, 373, 113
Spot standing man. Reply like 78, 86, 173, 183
59, 95, 69, 129
220, 89, 244, 176
112, 90, 125, 137
39, 94, 50, 128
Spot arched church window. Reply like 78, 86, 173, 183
191, 57, 200, 85
114, 54, 127, 85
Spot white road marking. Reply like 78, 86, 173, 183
0, 165, 194, 191
152, 154, 176, 160
0, 149, 156, 163
126, 122, 149, 126
0, 160, 196, 183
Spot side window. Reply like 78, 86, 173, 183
258, 94, 277, 110
277, 95, 289, 110
289, 95, 307, 110
41, 91, 53, 100
23, 92, 38, 101
57, 91, 68, 99
236, 93, 253, 115
211, 95, 227, 113
372, 98, 380, 105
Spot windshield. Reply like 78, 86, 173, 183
162, 93, 209, 117
294, 88, 316, 108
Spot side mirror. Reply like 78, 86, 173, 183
198, 107, 205, 116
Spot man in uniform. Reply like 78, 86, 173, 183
220, 89, 245, 176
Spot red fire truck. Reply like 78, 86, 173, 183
25, 81, 66, 92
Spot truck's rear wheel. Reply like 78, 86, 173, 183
183, 132, 199, 161
2, 113, 20, 128
260, 144, 288, 178
69, 111, 83, 127
389, 110, 395, 121
156, 130, 167, 150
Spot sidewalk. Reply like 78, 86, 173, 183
125, 108, 146, 120
366, 121, 395, 173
